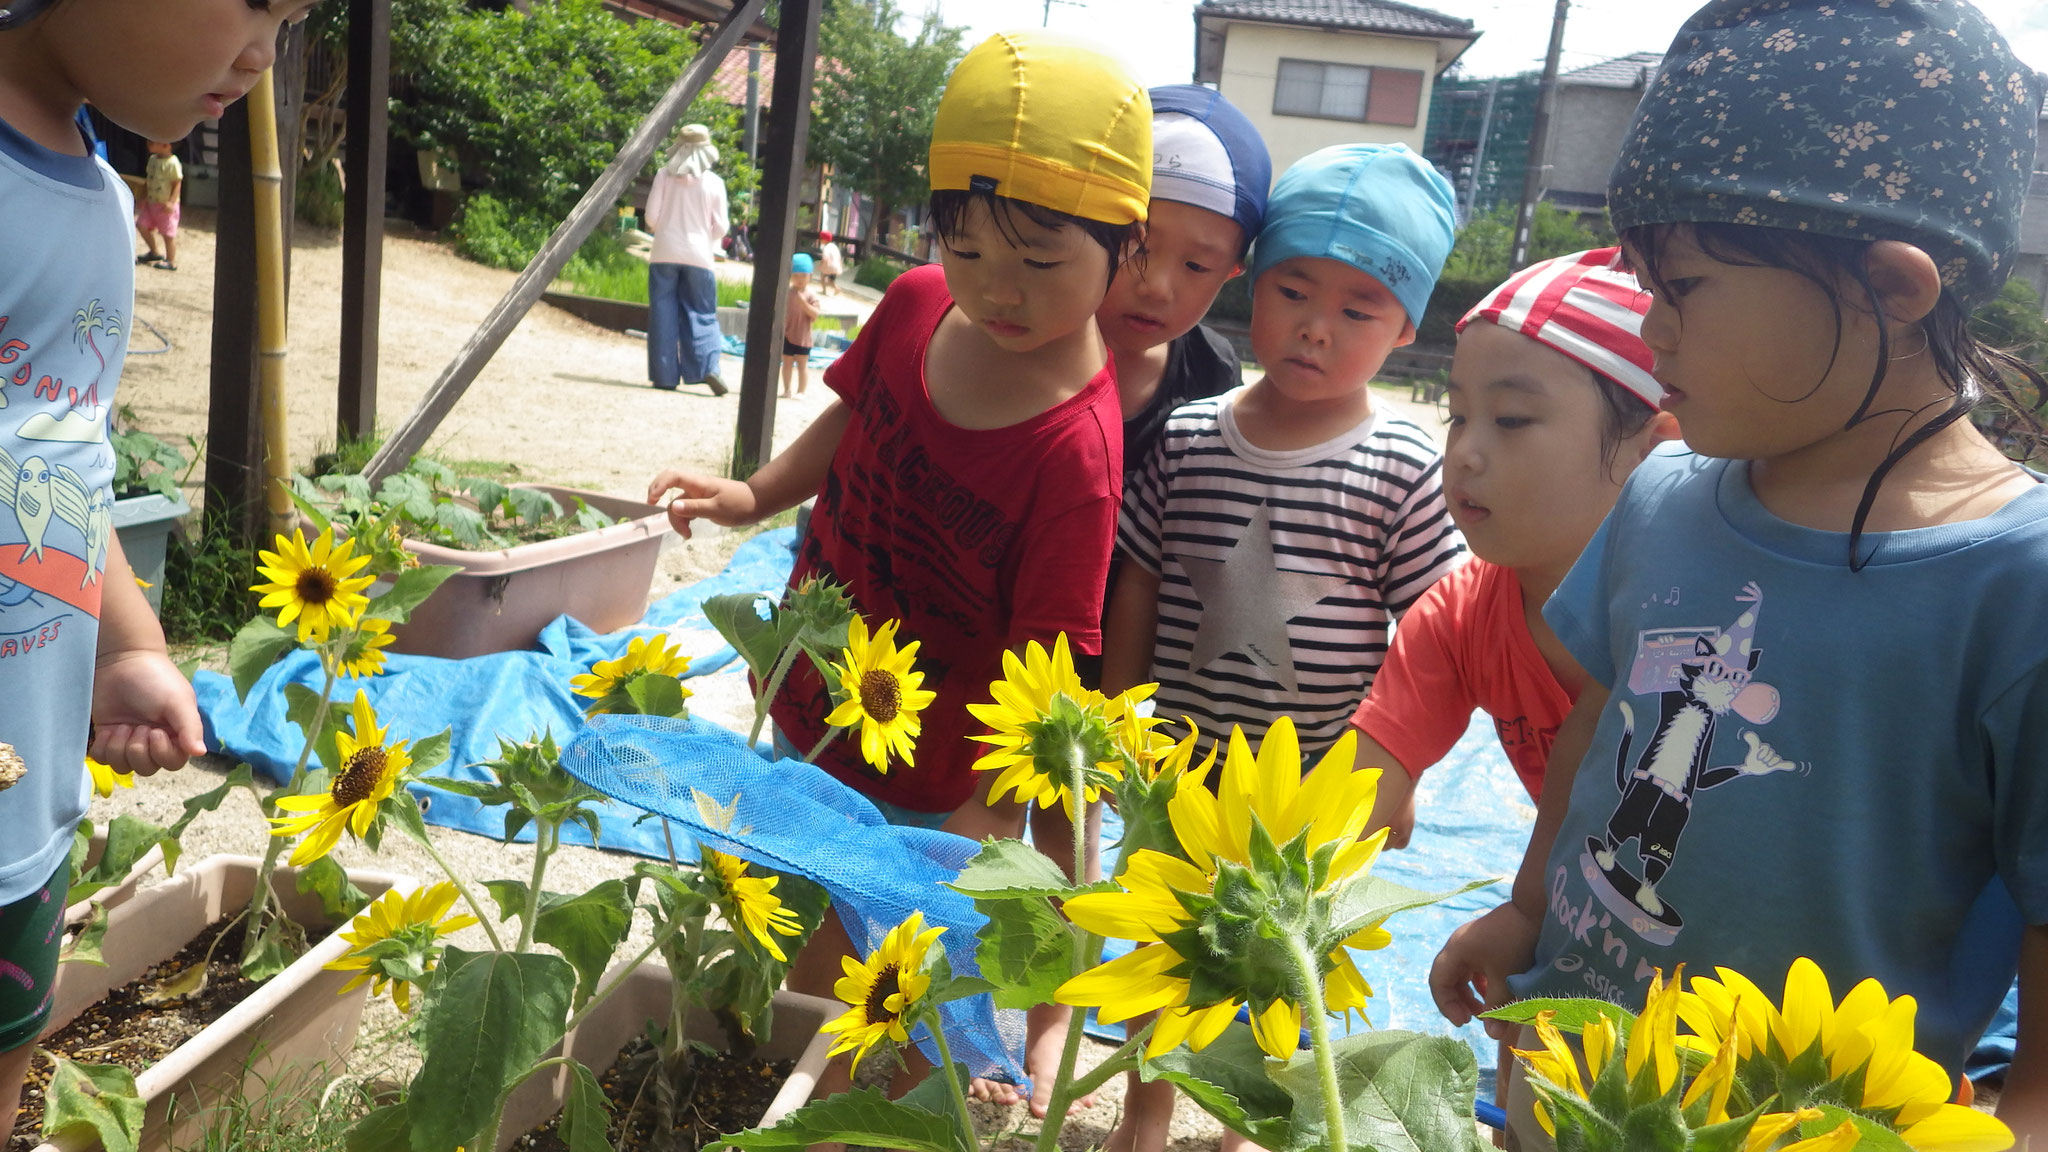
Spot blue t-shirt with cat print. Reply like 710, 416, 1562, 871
0, 116, 135, 905
1511, 445, 2048, 1076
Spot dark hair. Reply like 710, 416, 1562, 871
1589, 369, 1660, 474
1623, 220, 2047, 569
928, 188, 1142, 288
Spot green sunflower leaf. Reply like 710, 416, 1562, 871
294, 854, 371, 926
364, 564, 461, 625
558, 1058, 616, 1152
37, 1051, 145, 1152
532, 880, 634, 1008
948, 837, 1105, 902
1481, 997, 1638, 1035
1268, 1029, 1488, 1152
404, 948, 577, 1152
702, 1083, 970, 1152
968, 893, 1077, 1010
1326, 873, 1502, 952
702, 592, 802, 680
229, 614, 298, 702
1144, 1023, 1297, 1150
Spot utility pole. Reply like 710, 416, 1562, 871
1042, 0, 1084, 26
743, 47, 762, 163
1467, 78, 1499, 221
1511, 0, 1569, 269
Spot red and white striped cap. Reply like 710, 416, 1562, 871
1456, 247, 1661, 409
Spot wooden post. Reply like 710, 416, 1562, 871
732, 0, 820, 478
204, 97, 265, 548
361, 0, 768, 483
338, 0, 390, 441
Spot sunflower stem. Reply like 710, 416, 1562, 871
517, 821, 554, 952
925, 1004, 980, 1152
562, 920, 681, 1037
802, 725, 837, 763
409, 826, 507, 951
747, 638, 804, 749
244, 655, 339, 963
1284, 932, 1346, 1152
1033, 931, 1101, 1152
1063, 1026, 1150, 1102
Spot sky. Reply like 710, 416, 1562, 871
917, 0, 2048, 87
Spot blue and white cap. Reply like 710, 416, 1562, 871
1147, 85, 1271, 249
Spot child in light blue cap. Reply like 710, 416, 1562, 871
1100, 140, 1465, 1152
781, 252, 821, 398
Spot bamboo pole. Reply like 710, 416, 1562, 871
247, 67, 295, 540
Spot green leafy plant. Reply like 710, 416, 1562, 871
162, 512, 261, 645
854, 255, 911, 292
291, 455, 615, 552
109, 415, 193, 502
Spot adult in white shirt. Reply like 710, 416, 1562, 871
644, 124, 729, 395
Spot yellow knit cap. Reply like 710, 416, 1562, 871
928, 30, 1152, 227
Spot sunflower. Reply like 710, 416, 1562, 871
323, 881, 478, 1012
570, 633, 694, 714
823, 617, 935, 773
1515, 972, 1685, 1138
968, 633, 1126, 810
703, 849, 804, 962
820, 911, 946, 1074
86, 756, 133, 798
252, 527, 374, 643
1057, 718, 1391, 1059
268, 691, 411, 866
338, 617, 396, 679
1678, 958, 2013, 1151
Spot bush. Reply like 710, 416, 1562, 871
296, 159, 345, 229
1970, 278, 2048, 375
452, 192, 556, 271
162, 514, 259, 646
855, 256, 911, 292
1416, 274, 1499, 349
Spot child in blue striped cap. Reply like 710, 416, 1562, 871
1099, 141, 1466, 1152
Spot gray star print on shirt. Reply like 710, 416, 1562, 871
1180, 503, 1354, 694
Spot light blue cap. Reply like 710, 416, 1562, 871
791, 253, 814, 274
1249, 143, 1456, 328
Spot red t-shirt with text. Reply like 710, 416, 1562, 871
1349, 559, 1573, 800
770, 264, 1123, 813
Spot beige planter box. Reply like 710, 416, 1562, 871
388, 485, 671, 660
61, 827, 168, 925
31, 855, 415, 1152
494, 963, 839, 1151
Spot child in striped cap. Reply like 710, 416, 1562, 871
1351, 248, 1676, 847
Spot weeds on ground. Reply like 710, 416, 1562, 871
161, 512, 259, 647
174, 1053, 389, 1152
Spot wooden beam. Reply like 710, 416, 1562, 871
204, 97, 264, 547
732, 0, 819, 478
362, 0, 767, 483
337, 0, 390, 441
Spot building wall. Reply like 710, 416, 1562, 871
2021, 177, 2048, 317
1216, 21, 1442, 177
1541, 84, 1643, 199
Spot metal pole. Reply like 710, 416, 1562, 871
338, 0, 390, 442
1510, 0, 1569, 269
744, 47, 761, 164
362, 0, 768, 483
1469, 78, 1498, 219
733, 0, 821, 478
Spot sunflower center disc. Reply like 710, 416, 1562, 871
865, 965, 902, 1023
332, 746, 389, 805
859, 670, 901, 722
296, 567, 339, 605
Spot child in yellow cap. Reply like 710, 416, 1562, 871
646, 26, 1149, 1123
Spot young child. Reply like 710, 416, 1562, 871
647, 27, 1148, 1117
780, 252, 820, 398
1426, 1, 2048, 1144
135, 138, 181, 271
0, 0, 295, 1125
1101, 142, 1464, 1152
815, 229, 843, 294
1354, 249, 1677, 848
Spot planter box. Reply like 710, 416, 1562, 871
542, 290, 647, 335
112, 493, 190, 616
31, 856, 415, 1152
61, 826, 168, 925
494, 964, 840, 1152
386, 485, 669, 660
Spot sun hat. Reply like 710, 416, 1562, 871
1458, 247, 1661, 408
791, 253, 814, 275
1146, 84, 1271, 248
1609, 0, 2042, 308
666, 123, 719, 177
928, 30, 1152, 226
1249, 143, 1456, 329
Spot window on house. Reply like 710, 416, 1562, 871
1272, 59, 1424, 127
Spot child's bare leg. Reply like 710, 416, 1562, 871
1024, 799, 1103, 1115
0, 1041, 34, 1140
136, 225, 161, 260
939, 776, 1029, 1107
780, 356, 795, 397
162, 232, 177, 267
796, 359, 809, 395
787, 906, 857, 1152
1102, 1010, 1174, 1152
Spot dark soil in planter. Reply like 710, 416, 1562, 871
512, 1035, 794, 1152
7, 917, 261, 1150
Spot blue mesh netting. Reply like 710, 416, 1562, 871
558, 713, 1027, 1086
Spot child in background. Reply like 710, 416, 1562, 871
780, 252, 820, 398
136, 138, 181, 271
1354, 249, 1676, 847
1101, 142, 1464, 1152
1426, 1, 2048, 1144
648, 27, 1149, 1119
815, 229, 843, 293
0, 0, 303, 1125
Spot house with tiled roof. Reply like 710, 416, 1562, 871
1193, 0, 1479, 176
1538, 51, 1662, 212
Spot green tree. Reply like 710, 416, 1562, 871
810, 0, 964, 247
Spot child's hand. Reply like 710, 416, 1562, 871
91, 650, 205, 777
1428, 900, 1542, 1038
647, 469, 760, 539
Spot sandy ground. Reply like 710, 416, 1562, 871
91, 215, 1454, 1150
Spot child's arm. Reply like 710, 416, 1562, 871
91, 533, 204, 776
1100, 559, 1159, 697
1356, 732, 1419, 849
2001, 924, 2048, 1142
1428, 683, 1605, 1035
647, 400, 851, 538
